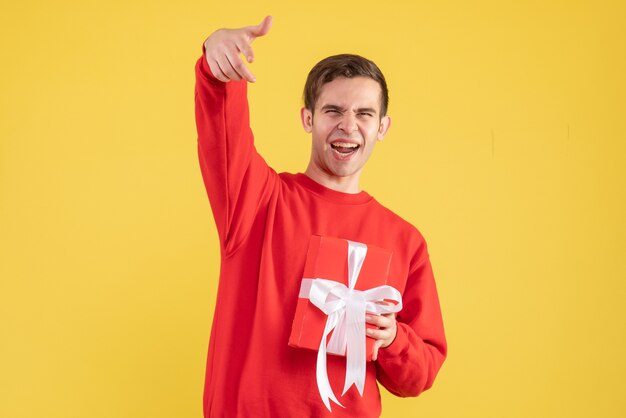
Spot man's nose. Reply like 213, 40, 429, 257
337, 113, 358, 133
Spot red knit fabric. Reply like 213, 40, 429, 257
195, 48, 447, 418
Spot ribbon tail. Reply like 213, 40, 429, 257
342, 293, 366, 396
326, 309, 347, 355
316, 312, 344, 411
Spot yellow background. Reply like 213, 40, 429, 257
1, 1, 625, 417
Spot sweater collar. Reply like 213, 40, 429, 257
293, 173, 373, 205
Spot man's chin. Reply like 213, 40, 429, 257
328, 165, 360, 179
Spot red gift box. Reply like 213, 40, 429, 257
289, 235, 393, 361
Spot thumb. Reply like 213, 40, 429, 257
248, 15, 273, 39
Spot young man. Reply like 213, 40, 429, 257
195, 16, 447, 418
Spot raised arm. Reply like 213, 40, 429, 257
195, 16, 277, 255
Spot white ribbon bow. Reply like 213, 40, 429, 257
298, 240, 402, 411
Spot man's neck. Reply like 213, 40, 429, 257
303, 164, 362, 194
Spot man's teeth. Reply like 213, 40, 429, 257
331, 142, 359, 155
331, 142, 359, 148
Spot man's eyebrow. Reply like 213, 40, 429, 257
355, 107, 378, 114
320, 104, 345, 112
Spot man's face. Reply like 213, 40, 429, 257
301, 76, 391, 180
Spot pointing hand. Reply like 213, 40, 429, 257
203, 16, 272, 83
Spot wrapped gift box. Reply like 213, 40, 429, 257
288, 235, 394, 361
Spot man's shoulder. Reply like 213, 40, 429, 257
365, 197, 433, 275
372, 196, 421, 229
368, 196, 428, 246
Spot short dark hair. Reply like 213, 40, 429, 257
303, 54, 389, 117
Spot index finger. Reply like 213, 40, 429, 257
366, 313, 395, 328
246, 15, 273, 41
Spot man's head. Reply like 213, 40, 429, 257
303, 54, 389, 118
301, 54, 391, 186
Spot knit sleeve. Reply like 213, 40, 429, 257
374, 240, 447, 397
194, 45, 277, 255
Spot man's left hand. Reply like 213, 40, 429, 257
365, 310, 397, 361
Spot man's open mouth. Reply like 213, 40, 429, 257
330, 142, 360, 155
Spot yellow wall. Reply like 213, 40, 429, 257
1, 1, 625, 417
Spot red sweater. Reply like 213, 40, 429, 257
194, 49, 447, 418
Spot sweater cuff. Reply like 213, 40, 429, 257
377, 321, 410, 360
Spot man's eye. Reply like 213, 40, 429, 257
358, 112, 373, 117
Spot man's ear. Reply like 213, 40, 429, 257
377, 115, 391, 141
300, 107, 313, 133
